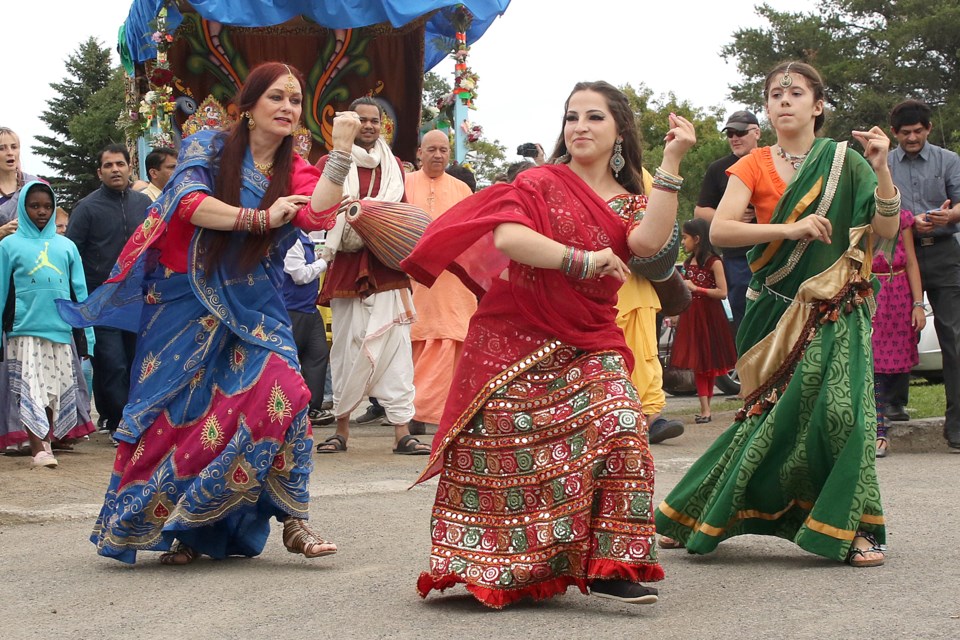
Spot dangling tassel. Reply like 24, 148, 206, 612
610, 136, 625, 177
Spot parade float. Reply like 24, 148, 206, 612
118, 0, 510, 172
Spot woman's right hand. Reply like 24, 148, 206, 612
592, 247, 628, 282
331, 111, 361, 152
784, 215, 832, 244
0, 219, 17, 239
267, 195, 310, 228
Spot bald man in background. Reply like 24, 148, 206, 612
404, 130, 476, 434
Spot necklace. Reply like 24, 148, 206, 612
254, 160, 274, 176
776, 145, 809, 171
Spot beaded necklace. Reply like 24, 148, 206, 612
775, 145, 809, 171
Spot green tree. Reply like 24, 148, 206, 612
722, 0, 960, 151
34, 38, 125, 209
621, 83, 728, 224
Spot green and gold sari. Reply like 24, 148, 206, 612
655, 138, 887, 562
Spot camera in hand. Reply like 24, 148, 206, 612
517, 143, 539, 158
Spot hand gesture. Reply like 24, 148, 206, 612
534, 143, 546, 166
267, 195, 310, 228
331, 111, 361, 152
852, 126, 892, 172
593, 247, 628, 282
684, 278, 697, 291
785, 214, 832, 244
662, 113, 697, 164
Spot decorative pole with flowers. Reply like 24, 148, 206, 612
126, 4, 179, 177
449, 6, 476, 163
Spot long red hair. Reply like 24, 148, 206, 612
205, 62, 306, 272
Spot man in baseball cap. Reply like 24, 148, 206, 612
693, 109, 762, 331
721, 110, 760, 133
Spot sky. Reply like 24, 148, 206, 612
3, 0, 816, 177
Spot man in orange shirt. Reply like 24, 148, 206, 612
405, 130, 477, 433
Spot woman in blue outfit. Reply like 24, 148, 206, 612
60, 62, 349, 565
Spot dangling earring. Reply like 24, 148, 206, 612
557, 153, 571, 164
610, 136, 625, 177
244, 111, 256, 131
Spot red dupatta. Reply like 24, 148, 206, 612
401, 164, 635, 481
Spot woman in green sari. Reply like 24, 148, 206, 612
654, 61, 900, 567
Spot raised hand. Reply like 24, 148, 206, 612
662, 113, 697, 167
852, 126, 891, 172
331, 111, 361, 152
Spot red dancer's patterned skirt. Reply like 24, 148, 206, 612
417, 345, 664, 609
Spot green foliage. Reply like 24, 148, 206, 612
465, 137, 507, 186
34, 37, 125, 209
722, 0, 960, 151
621, 83, 728, 225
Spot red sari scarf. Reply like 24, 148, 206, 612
402, 164, 636, 480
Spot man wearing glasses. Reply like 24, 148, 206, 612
694, 110, 762, 329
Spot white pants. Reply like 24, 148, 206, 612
329, 292, 415, 424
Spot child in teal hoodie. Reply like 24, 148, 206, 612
0, 181, 95, 468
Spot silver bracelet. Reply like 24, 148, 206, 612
322, 151, 353, 186
875, 187, 901, 217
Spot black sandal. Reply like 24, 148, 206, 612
316, 434, 347, 454
159, 542, 198, 566
393, 434, 430, 455
846, 531, 885, 568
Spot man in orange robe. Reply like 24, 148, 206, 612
405, 130, 476, 432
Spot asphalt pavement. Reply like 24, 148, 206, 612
1, 407, 958, 640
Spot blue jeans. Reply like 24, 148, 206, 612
723, 254, 752, 333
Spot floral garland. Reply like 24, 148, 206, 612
121, 3, 178, 149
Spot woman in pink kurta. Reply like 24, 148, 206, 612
871, 209, 925, 456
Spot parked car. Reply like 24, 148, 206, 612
912, 293, 942, 382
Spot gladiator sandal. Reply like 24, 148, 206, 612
282, 518, 338, 558
159, 542, 198, 566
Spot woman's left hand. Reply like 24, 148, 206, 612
662, 113, 697, 165
911, 305, 927, 332
592, 248, 629, 282
852, 126, 891, 172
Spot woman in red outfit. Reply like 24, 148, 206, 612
404, 82, 696, 608
671, 217, 738, 422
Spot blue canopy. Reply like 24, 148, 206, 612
123, 0, 510, 70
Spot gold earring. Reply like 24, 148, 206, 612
244, 111, 256, 131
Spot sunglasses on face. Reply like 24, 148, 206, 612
726, 128, 758, 139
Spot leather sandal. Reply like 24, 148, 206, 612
875, 437, 889, 458
315, 434, 347, 454
846, 531, 884, 568
658, 535, 685, 549
282, 519, 337, 558
159, 542, 198, 566
393, 434, 430, 455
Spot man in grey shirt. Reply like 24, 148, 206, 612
888, 99, 960, 451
